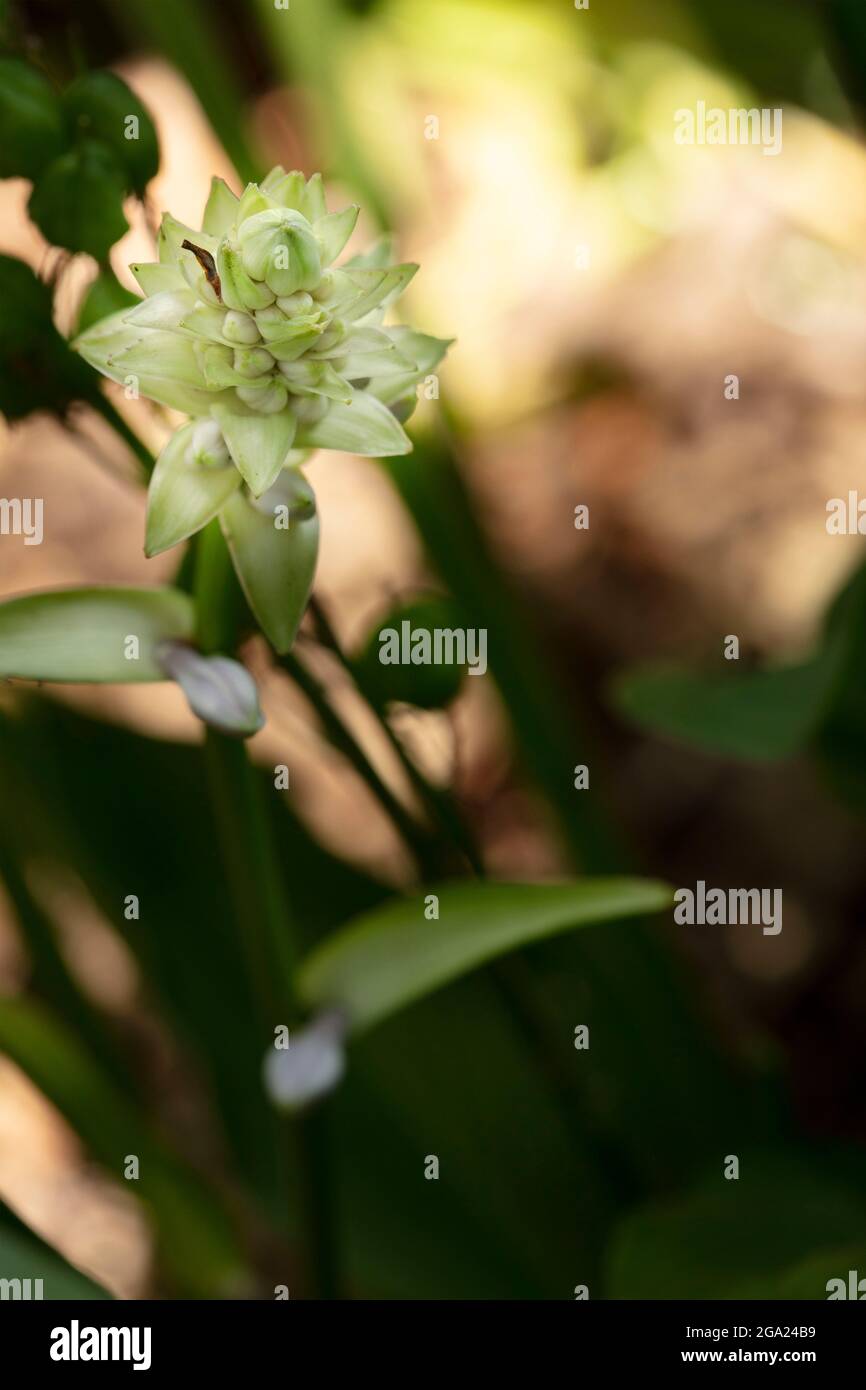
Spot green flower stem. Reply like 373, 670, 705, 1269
279, 645, 450, 880
192, 523, 339, 1299
305, 609, 634, 1219
308, 597, 484, 875
194, 523, 295, 1011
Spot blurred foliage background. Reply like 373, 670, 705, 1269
1, 0, 866, 1299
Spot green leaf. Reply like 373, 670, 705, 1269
0, 996, 247, 1296
146, 423, 240, 557
606, 1151, 866, 1299
29, 141, 128, 259
0, 1196, 112, 1299
610, 657, 838, 761
297, 877, 673, 1034
0, 254, 54, 355
0, 59, 66, 180
296, 389, 412, 456
0, 587, 195, 682
63, 70, 159, 196
75, 269, 139, 335
212, 403, 297, 495
0, 261, 96, 417
220, 470, 319, 652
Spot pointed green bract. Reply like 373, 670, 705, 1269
202, 176, 239, 236
146, 423, 241, 557
296, 389, 412, 456
212, 403, 297, 495
0, 587, 195, 682
297, 878, 674, 1034
315, 205, 360, 266
220, 472, 319, 653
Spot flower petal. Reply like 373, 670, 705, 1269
154, 641, 264, 737
263, 1010, 347, 1111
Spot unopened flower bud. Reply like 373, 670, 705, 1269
222, 309, 260, 345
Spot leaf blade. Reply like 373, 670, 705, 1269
0, 587, 195, 682
298, 877, 673, 1033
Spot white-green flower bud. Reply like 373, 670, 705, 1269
217, 242, 276, 312
222, 309, 260, 345
188, 417, 230, 468
233, 345, 274, 378
236, 380, 289, 414
238, 209, 322, 297
71, 164, 451, 657
276, 291, 315, 317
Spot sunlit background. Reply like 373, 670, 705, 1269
2, 0, 866, 1297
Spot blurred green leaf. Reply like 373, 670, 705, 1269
0, 587, 195, 682
610, 657, 837, 761
606, 1150, 866, 1298
380, 427, 621, 871
63, 70, 158, 196
0, 256, 101, 419
354, 594, 468, 709
0, 253, 53, 354
0, 59, 66, 180
75, 268, 139, 336
29, 140, 128, 259
0, 1196, 112, 1299
0, 996, 248, 1295
0, 696, 388, 1223
298, 877, 672, 1033
102, 0, 260, 185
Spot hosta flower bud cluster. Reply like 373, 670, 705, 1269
74, 168, 451, 650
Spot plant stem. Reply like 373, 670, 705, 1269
193, 522, 339, 1298
306, 606, 637, 1208
308, 597, 484, 874
280, 646, 448, 879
